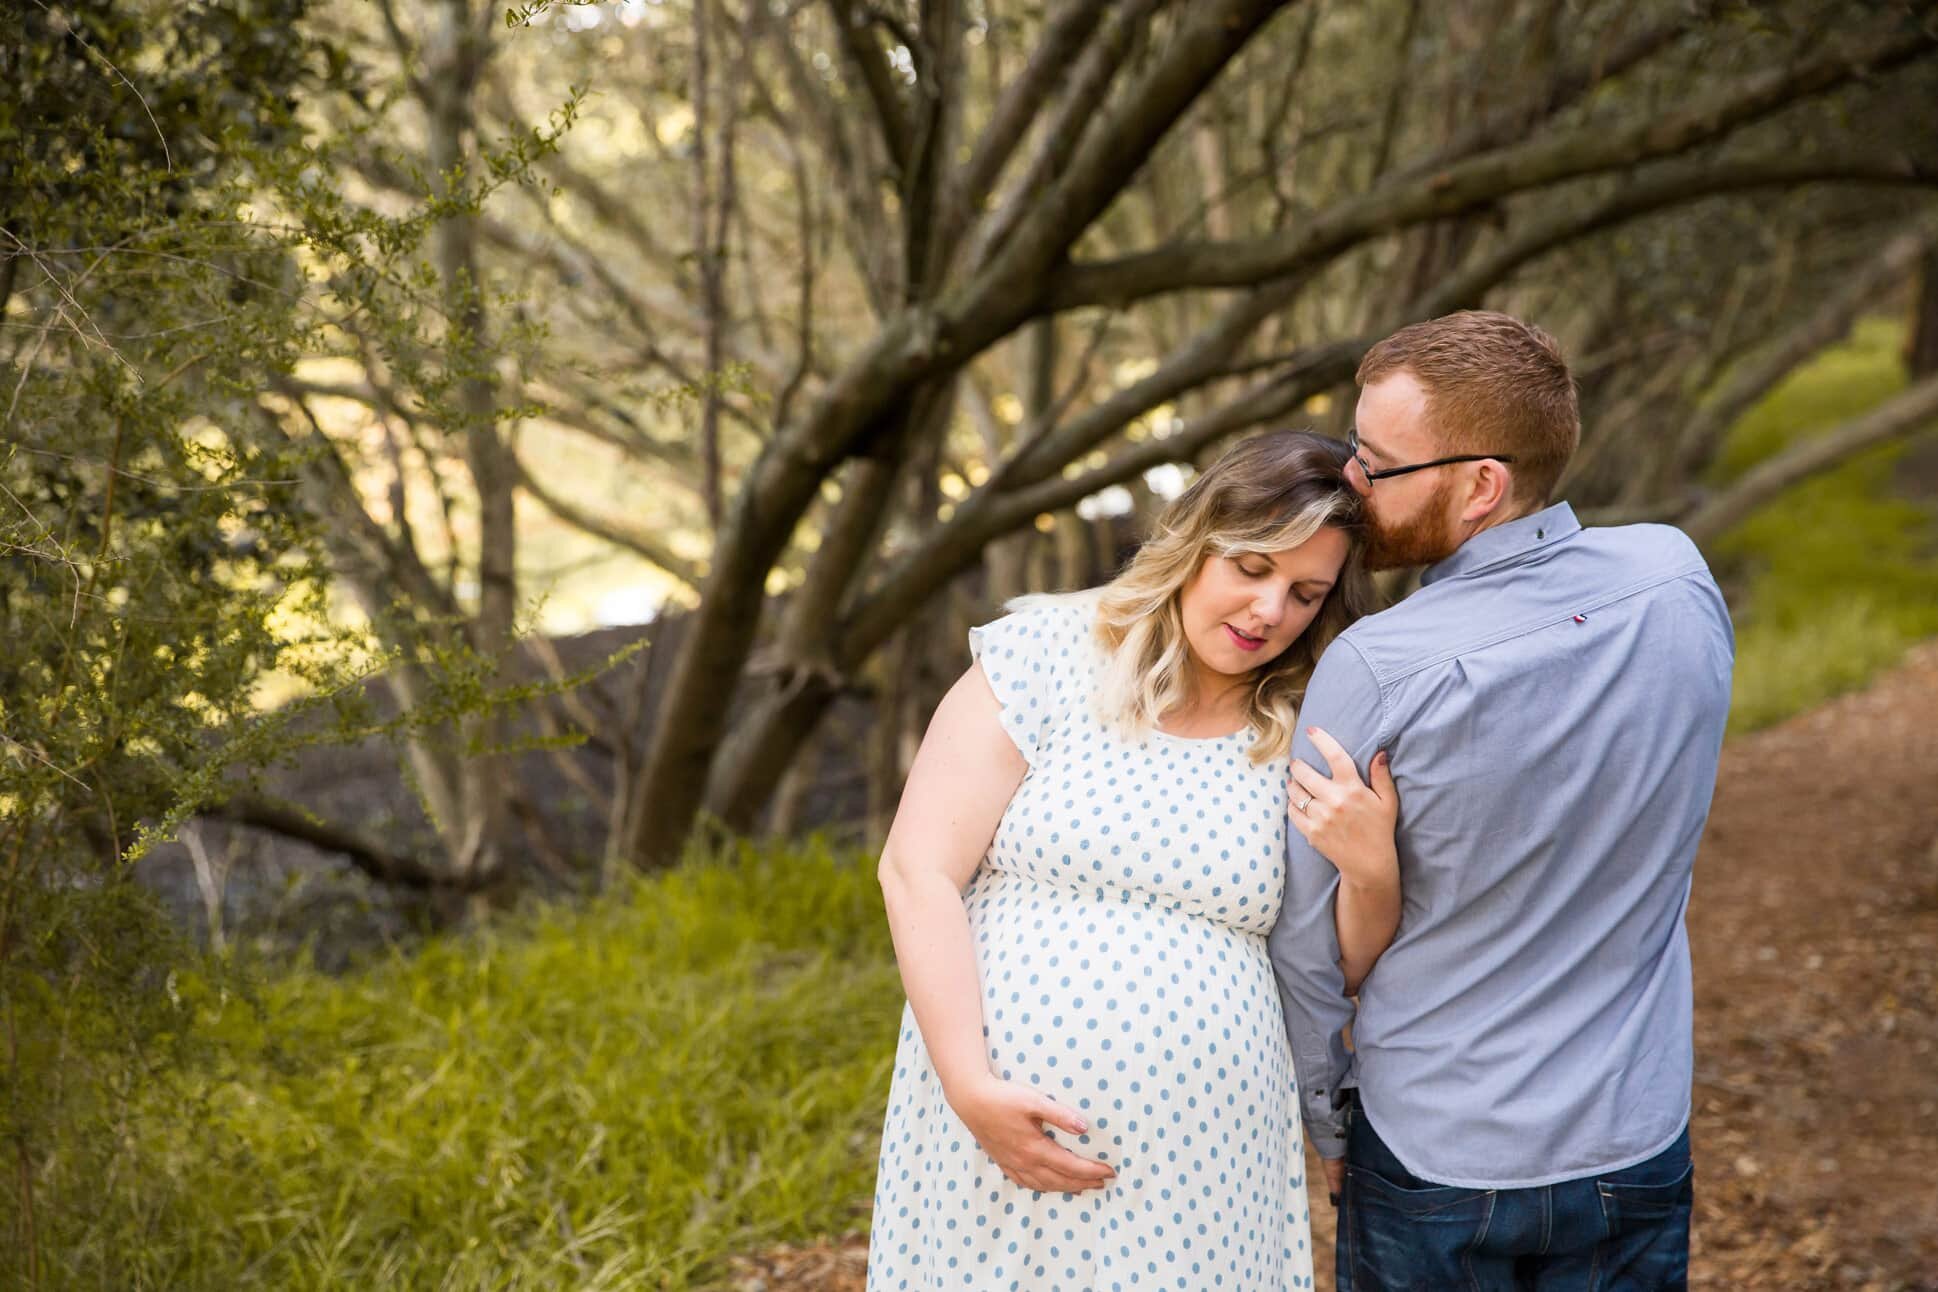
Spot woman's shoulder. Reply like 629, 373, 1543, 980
969, 588, 1103, 692
993, 586, 1105, 634
967, 589, 1107, 764
979, 588, 1105, 667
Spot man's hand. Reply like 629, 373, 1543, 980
1323, 1156, 1346, 1205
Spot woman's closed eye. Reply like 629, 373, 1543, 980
1235, 559, 1320, 607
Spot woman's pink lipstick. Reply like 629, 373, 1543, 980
1224, 623, 1264, 652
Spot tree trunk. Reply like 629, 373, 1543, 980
705, 670, 843, 834
1908, 247, 1938, 378
428, 0, 514, 889
1053, 510, 1095, 589
697, 383, 952, 835
1092, 512, 1126, 577
767, 734, 820, 839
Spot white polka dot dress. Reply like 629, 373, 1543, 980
868, 591, 1314, 1291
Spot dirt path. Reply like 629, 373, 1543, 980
1677, 641, 1938, 1290
734, 642, 1938, 1292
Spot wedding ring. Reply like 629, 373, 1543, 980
1297, 794, 1313, 813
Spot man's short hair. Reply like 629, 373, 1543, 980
1356, 310, 1581, 507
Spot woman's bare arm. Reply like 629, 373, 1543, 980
877, 662, 1115, 1194
1334, 868, 1400, 996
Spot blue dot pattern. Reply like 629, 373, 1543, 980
868, 590, 1313, 1291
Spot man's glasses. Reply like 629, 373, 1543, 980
1348, 428, 1516, 483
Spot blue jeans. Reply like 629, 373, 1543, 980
1338, 1106, 1693, 1291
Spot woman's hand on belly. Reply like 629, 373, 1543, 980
948, 1073, 1117, 1195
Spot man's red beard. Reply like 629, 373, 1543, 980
1363, 475, 1463, 571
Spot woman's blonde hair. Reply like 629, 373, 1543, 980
1088, 429, 1373, 764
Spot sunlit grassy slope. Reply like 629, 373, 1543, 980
21, 842, 898, 1291
1712, 317, 1938, 732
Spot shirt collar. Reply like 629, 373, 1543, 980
1419, 501, 1581, 586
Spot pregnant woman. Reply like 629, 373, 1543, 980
868, 430, 1400, 1291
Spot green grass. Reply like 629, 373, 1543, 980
1713, 317, 1938, 733
15, 839, 901, 1291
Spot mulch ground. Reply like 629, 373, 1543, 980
1678, 641, 1938, 1290
730, 642, 1938, 1292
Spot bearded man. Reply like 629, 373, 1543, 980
1270, 310, 1734, 1291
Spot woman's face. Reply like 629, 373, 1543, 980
1179, 527, 1351, 681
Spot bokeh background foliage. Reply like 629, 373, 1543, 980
5, 0, 1937, 1286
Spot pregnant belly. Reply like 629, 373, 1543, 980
966, 870, 1293, 1178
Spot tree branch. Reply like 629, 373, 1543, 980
828, 0, 914, 178
530, 132, 689, 290
374, 0, 435, 105
750, 1, 898, 311
963, 155, 1920, 542
961, 0, 1165, 274
999, 271, 1311, 487
901, 0, 963, 299
261, 393, 462, 626
1416, 156, 1938, 321
1365, 0, 1422, 183
512, 452, 703, 594
838, 339, 1361, 660
691, 0, 736, 526
350, 143, 790, 397
1678, 370, 1938, 547
525, 374, 707, 490
1664, 218, 1938, 484
1387, 0, 1727, 188
822, 158, 1938, 667
204, 792, 465, 892
937, 0, 1112, 254
1044, 21, 1938, 309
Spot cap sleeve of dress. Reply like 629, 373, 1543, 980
967, 598, 1085, 768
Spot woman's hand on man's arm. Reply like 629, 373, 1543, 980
1289, 725, 1401, 995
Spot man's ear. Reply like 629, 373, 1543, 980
1459, 461, 1513, 524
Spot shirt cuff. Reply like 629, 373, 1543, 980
1305, 1110, 1348, 1160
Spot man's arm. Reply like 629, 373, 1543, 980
1268, 637, 1388, 1163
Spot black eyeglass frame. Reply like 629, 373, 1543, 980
1347, 428, 1516, 482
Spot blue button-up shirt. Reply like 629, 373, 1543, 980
1268, 502, 1734, 1188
